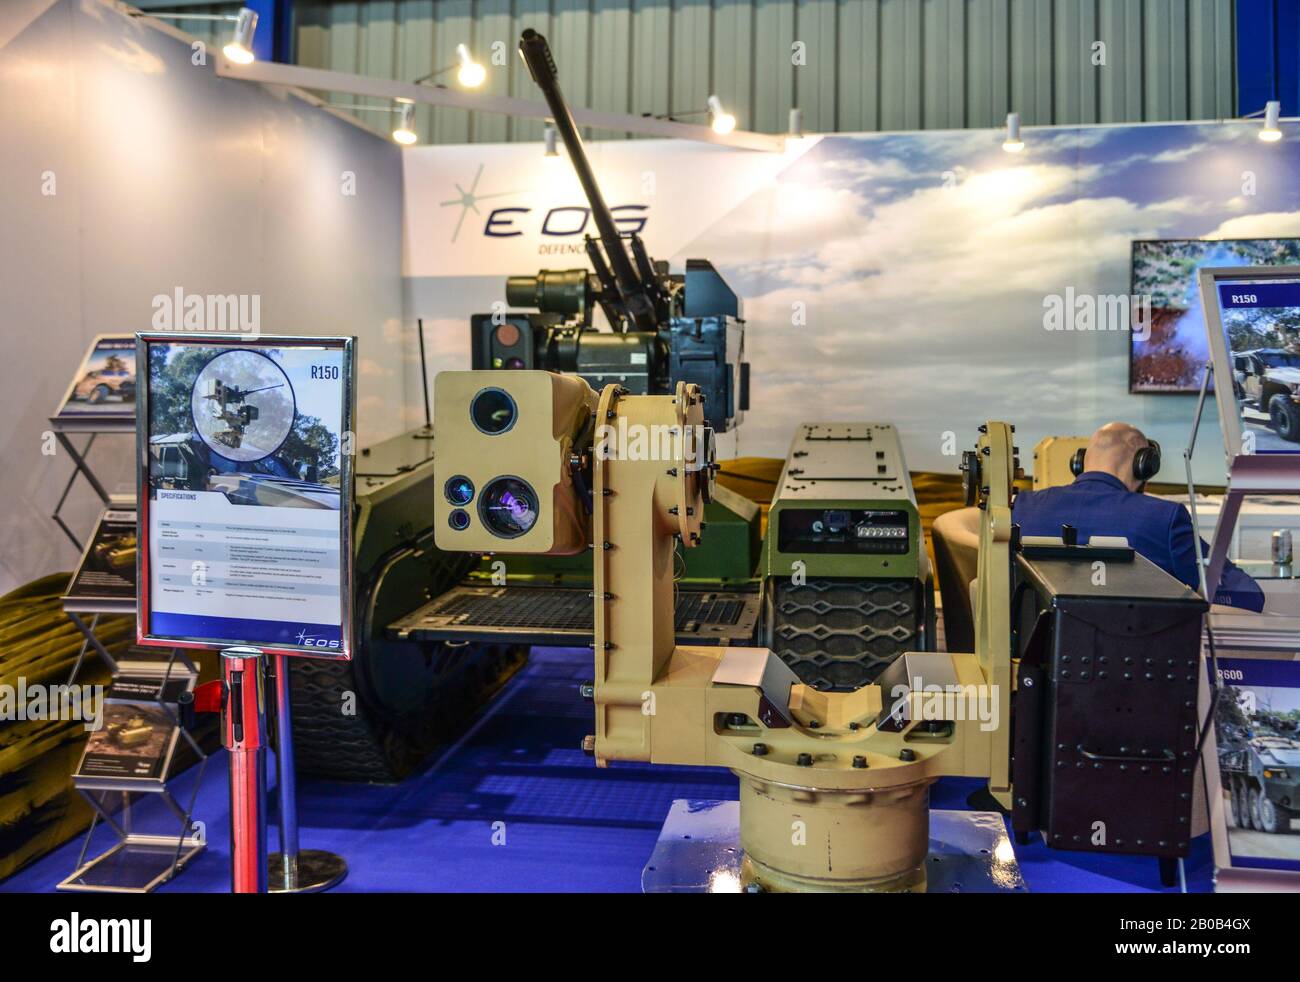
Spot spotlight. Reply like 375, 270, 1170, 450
708, 95, 736, 135
222, 7, 258, 65
392, 102, 417, 145
1260, 100, 1283, 143
137, 6, 259, 64
413, 43, 487, 90
456, 44, 487, 89
1003, 112, 1025, 153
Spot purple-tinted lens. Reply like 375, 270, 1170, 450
480, 477, 538, 538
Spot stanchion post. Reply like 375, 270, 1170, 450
221, 647, 268, 894
267, 652, 347, 893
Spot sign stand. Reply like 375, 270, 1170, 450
1185, 354, 1300, 890
137, 333, 357, 896
221, 647, 269, 894
267, 652, 347, 892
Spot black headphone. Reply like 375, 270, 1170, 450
1070, 439, 1161, 483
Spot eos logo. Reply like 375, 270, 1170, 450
484, 204, 648, 238
294, 630, 341, 649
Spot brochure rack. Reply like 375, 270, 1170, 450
49, 337, 210, 892
58, 651, 208, 893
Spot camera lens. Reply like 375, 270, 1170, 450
448, 509, 471, 531
471, 387, 517, 435
479, 476, 539, 539
445, 475, 475, 506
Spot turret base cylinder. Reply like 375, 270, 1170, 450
736, 772, 932, 893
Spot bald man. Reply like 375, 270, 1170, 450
1013, 422, 1265, 612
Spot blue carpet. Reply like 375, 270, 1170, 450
1, 647, 1214, 893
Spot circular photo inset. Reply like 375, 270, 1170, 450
191, 350, 295, 462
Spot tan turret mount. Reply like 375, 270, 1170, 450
435, 370, 1016, 892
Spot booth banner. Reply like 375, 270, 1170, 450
402, 138, 814, 277
136, 335, 355, 657
403, 122, 1300, 480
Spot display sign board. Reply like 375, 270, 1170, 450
135, 334, 355, 658
1201, 265, 1300, 458
51, 334, 138, 430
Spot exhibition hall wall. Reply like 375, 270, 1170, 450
403, 119, 1300, 481
0, 0, 407, 595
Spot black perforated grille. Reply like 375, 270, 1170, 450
771, 577, 922, 691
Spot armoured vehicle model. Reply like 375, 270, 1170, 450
1220, 724, 1300, 834
289, 427, 525, 782
73, 354, 135, 404
93, 531, 136, 571
1233, 348, 1300, 441
107, 714, 154, 749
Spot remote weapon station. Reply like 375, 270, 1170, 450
432, 33, 1209, 891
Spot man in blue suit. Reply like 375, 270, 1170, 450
1013, 423, 1265, 612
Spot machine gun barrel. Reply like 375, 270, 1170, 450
518, 29, 657, 332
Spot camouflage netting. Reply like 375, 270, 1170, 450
0, 574, 122, 882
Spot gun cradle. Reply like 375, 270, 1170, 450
589, 385, 1016, 891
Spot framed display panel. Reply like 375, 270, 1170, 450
135, 333, 356, 659
1200, 265, 1300, 460
1131, 239, 1300, 395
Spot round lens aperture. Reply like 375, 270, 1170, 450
479, 476, 539, 539
471, 388, 517, 435
448, 509, 471, 531
445, 475, 475, 506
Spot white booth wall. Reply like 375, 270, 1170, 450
402, 121, 1300, 482
0, 0, 409, 595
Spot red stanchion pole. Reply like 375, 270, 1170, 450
220, 647, 268, 894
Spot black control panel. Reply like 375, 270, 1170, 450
777, 508, 910, 554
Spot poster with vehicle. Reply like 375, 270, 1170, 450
75, 703, 180, 785
1214, 658, 1300, 873
136, 335, 355, 657
1130, 239, 1300, 394
63, 507, 138, 613
1215, 279, 1300, 452
53, 334, 137, 423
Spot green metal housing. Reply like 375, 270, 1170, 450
760, 423, 933, 692
763, 423, 927, 582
